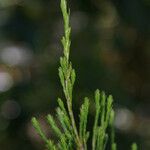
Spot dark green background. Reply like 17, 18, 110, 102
0, 0, 149, 149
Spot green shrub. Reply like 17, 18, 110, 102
32, 0, 137, 150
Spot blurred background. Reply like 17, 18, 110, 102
0, 0, 149, 149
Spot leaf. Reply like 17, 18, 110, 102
47, 114, 62, 138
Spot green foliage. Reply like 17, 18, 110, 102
131, 143, 138, 150
32, 0, 137, 150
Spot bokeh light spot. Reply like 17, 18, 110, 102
0, 72, 13, 92
1, 100, 21, 120
0, 45, 32, 66
115, 108, 134, 131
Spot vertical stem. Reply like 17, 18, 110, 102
67, 100, 83, 150
60, 0, 83, 149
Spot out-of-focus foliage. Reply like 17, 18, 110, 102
0, 0, 149, 150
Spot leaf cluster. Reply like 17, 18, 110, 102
32, 0, 138, 150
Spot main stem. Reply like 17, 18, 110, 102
60, 0, 83, 149
67, 97, 83, 150
63, 45, 83, 150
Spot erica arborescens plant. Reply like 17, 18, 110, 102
32, 0, 137, 150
